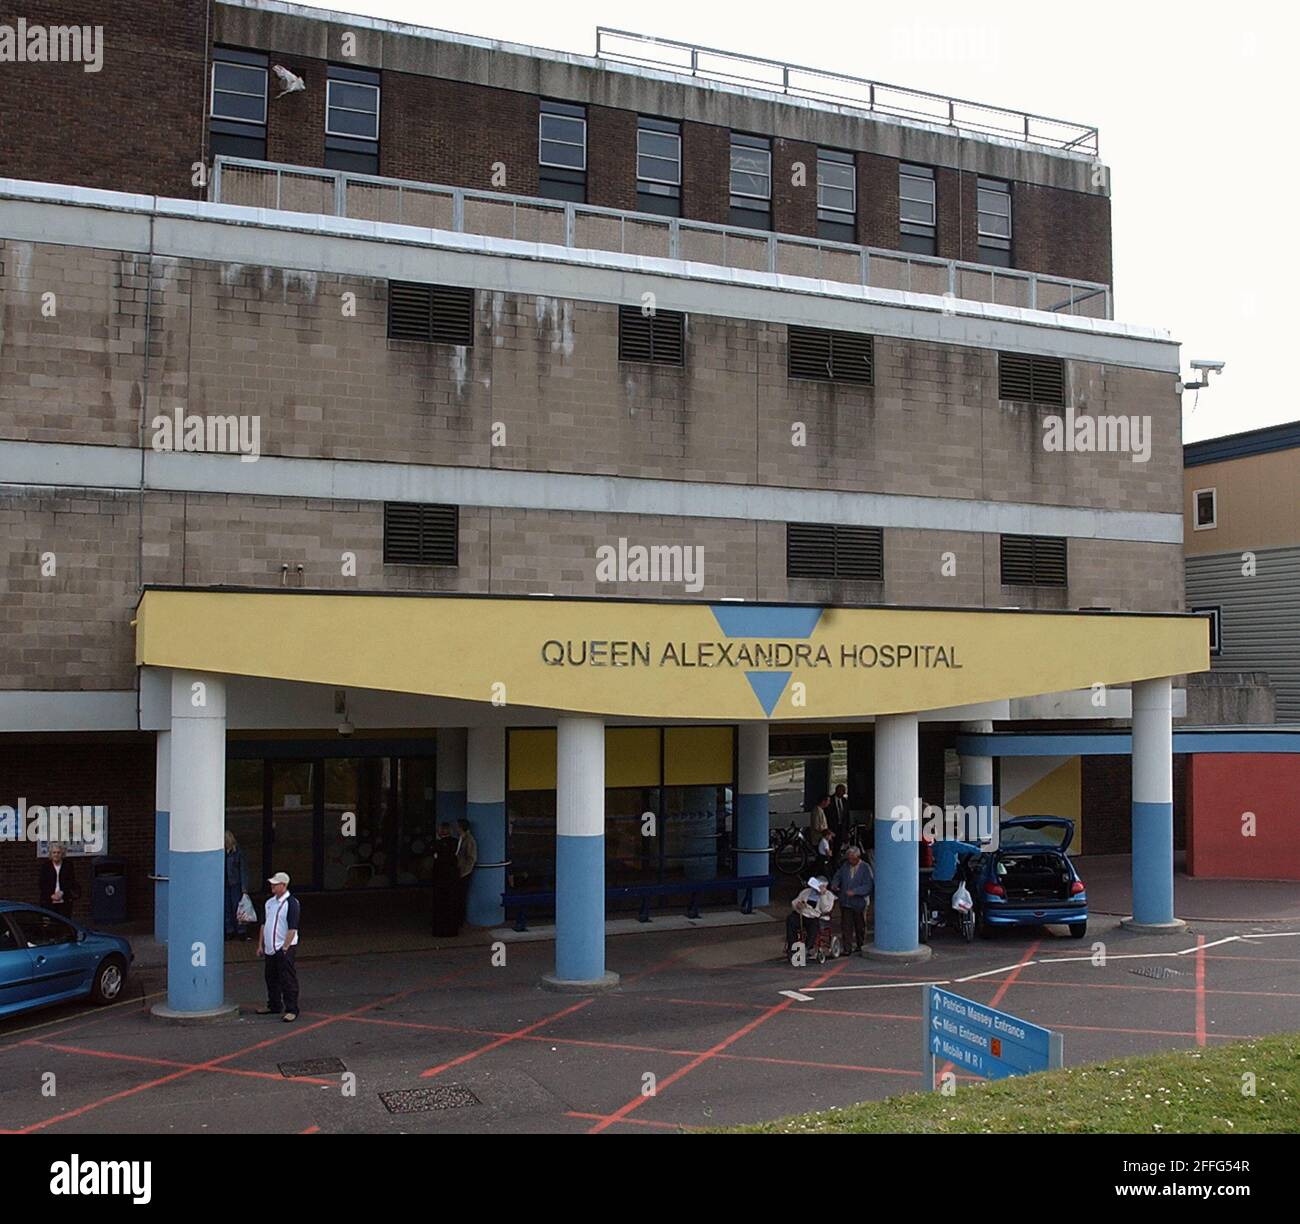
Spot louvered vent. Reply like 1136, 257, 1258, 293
618, 306, 685, 365
383, 502, 459, 566
387, 282, 475, 345
789, 326, 873, 384
787, 523, 883, 581
1000, 534, 1067, 587
998, 352, 1064, 405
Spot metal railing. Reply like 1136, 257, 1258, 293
211, 157, 1112, 319
596, 28, 1100, 156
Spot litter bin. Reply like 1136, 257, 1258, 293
91, 858, 127, 925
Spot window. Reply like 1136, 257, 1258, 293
998, 353, 1065, 406
817, 148, 856, 241
1193, 488, 1218, 530
1000, 535, 1068, 587
209, 48, 267, 160
977, 177, 1012, 267
787, 524, 884, 581
539, 100, 587, 202
899, 163, 937, 255
384, 503, 459, 566
637, 116, 681, 217
788, 326, 873, 385
387, 282, 475, 345
618, 306, 685, 366
729, 133, 771, 229
325, 65, 379, 173
11, 909, 78, 948
1191, 606, 1222, 656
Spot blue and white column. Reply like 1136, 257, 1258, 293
545, 716, 618, 990
959, 720, 995, 846
1126, 677, 1183, 930
465, 726, 505, 928
154, 670, 236, 1019
737, 723, 771, 907
871, 712, 930, 961
436, 727, 468, 829
153, 730, 171, 945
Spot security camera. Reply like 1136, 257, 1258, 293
1190, 359, 1225, 372
1182, 359, 1226, 392
337, 719, 354, 738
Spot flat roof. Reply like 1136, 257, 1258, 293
1184, 421, 1300, 467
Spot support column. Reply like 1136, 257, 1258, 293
870, 713, 931, 962
153, 671, 236, 1020
1125, 677, 1184, 931
959, 719, 994, 844
436, 727, 467, 828
545, 716, 618, 991
737, 723, 770, 907
153, 731, 171, 945
465, 726, 505, 928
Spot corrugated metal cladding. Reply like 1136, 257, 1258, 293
1185, 546, 1300, 722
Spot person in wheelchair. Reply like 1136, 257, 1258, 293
785, 876, 835, 955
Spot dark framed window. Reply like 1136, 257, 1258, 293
787, 523, 884, 581
1193, 488, 1217, 530
384, 503, 459, 566
637, 116, 681, 217
729, 132, 771, 229
977, 177, 1012, 267
788, 326, 873, 385
539, 100, 587, 202
998, 353, 1065, 406
618, 305, 684, 365
817, 148, 856, 242
1000, 535, 1068, 587
900, 163, 937, 255
387, 282, 474, 345
325, 65, 379, 173
10, 909, 78, 947
209, 48, 268, 160
1190, 606, 1222, 656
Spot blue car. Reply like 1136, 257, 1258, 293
972, 817, 1088, 939
0, 902, 134, 1018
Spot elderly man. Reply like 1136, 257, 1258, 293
829, 845, 873, 955
256, 871, 301, 1022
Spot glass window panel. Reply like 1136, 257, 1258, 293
606, 787, 661, 891
638, 130, 679, 161
329, 81, 378, 113
730, 170, 770, 199
225, 759, 264, 889
540, 141, 585, 169
396, 757, 437, 884
507, 791, 556, 894
819, 183, 855, 214
269, 761, 316, 890
212, 63, 266, 123
731, 147, 770, 175
323, 757, 392, 890
662, 786, 727, 885
540, 113, 584, 143
328, 107, 379, 139
900, 197, 934, 223
980, 214, 1011, 238
638, 154, 680, 183
978, 188, 1011, 217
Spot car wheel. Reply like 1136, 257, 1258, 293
962, 911, 975, 943
976, 909, 993, 940
829, 935, 842, 959
1069, 922, 1088, 939
918, 899, 931, 944
90, 955, 127, 1004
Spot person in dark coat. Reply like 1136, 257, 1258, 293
431, 822, 462, 937
224, 830, 251, 941
38, 844, 80, 918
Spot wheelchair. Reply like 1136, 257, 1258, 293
918, 857, 977, 945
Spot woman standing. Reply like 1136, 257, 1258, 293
431, 822, 462, 937
224, 831, 250, 941
38, 843, 80, 918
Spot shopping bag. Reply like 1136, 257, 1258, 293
236, 893, 257, 924
951, 883, 973, 913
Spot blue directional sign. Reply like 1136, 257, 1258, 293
922, 985, 1062, 1084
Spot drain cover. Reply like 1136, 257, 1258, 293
278, 1057, 348, 1078
1129, 965, 1183, 980
379, 1085, 480, 1114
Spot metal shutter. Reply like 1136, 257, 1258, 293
618, 306, 684, 365
383, 502, 459, 566
787, 523, 883, 580
998, 352, 1064, 405
388, 283, 474, 345
1000, 534, 1067, 587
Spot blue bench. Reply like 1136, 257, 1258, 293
503, 874, 775, 932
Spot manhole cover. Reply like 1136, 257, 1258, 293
1129, 965, 1183, 980
278, 1057, 348, 1078
379, 1085, 480, 1114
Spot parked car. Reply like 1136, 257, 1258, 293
972, 817, 1087, 938
0, 902, 134, 1018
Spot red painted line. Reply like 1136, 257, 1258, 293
936, 939, 1040, 1086
1195, 934, 1208, 1048
954, 977, 1300, 1000
418, 999, 594, 1078
586, 956, 853, 1134
28, 1040, 336, 1086
566, 1110, 705, 1132
301, 1124, 321, 1134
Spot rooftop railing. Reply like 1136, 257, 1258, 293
595, 28, 1100, 157
211, 157, 1112, 319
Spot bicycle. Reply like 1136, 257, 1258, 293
770, 821, 813, 877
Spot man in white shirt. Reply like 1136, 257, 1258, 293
256, 871, 301, 1022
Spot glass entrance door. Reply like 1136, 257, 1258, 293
268, 760, 320, 891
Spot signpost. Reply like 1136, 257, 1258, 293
922, 985, 1062, 1086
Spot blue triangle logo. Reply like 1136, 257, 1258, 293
746, 671, 791, 717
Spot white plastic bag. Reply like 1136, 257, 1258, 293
236, 893, 257, 924
951, 883, 973, 913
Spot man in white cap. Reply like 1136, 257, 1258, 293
256, 871, 300, 1022
785, 875, 834, 956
